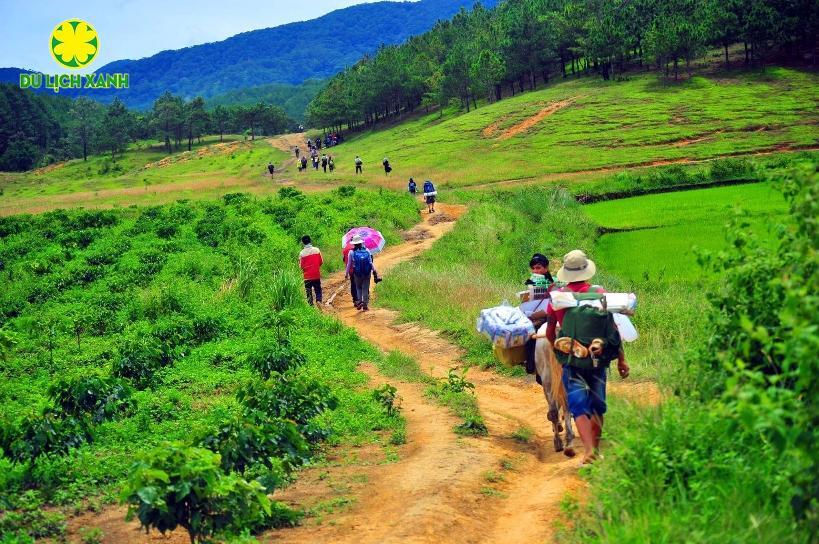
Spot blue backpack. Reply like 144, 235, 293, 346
423, 181, 434, 193
352, 248, 372, 275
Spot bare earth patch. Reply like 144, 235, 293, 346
497, 98, 577, 141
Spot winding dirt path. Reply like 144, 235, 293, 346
64, 201, 651, 544
266, 203, 603, 544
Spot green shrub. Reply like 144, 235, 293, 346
246, 337, 305, 379
112, 332, 165, 390
237, 374, 337, 443
47, 376, 135, 423
372, 384, 400, 416
0, 413, 91, 463
194, 205, 227, 247
196, 417, 309, 474
121, 443, 282, 543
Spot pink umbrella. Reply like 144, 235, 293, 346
342, 227, 386, 255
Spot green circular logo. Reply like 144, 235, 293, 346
50, 19, 98, 69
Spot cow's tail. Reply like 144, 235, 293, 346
547, 343, 567, 409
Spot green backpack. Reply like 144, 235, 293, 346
555, 292, 622, 369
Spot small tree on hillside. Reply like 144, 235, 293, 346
212, 105, 229, 141
99, 98, 133, 159
69, 97, 101, 161
152, 92, 183, 154
185, 97, 209, 151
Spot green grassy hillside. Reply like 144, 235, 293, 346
0, 136, 288, 215
301, 68, 818, 189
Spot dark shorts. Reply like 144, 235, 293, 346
562, 365, 607, 418
425, 195, 436, 204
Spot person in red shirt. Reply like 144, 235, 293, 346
299, 235, 323, 306
546, 249, 629, 465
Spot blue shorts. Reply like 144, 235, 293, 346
562, 365, 607, 418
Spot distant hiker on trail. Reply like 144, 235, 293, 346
423, 180, 437, 213
300, 156, 308, 171
545, 249, 629, 466
408, 178, 417, 195
321, 154, 328, 172
328, 156, 335, 172
382, 157, 392, 175
345, 235, 378, 311
299, 235, 323, 306
313, 156, 319, 170
267, 162, 275, 176
294, 147, 300, 158
355, 156, 363, 174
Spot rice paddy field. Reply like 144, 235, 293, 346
584, 182, 789, 282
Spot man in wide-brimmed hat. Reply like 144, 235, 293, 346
546, 249, 629, 465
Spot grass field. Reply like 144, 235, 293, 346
585, 182, 789, 282
0, 136, 288, 215
295, 67, 818, 190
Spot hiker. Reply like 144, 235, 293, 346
343, 244, 358, 307
355, 156, 363, 174
267, 162, 275, 176
321, 154, 328, 172
345, 235, 379, 311
299, 235, 323, 306
382, 157, 392, 175
423, 180, 436, 213
328, 155, 335, 172
313, 156, 319, 170
300, 156, 308, 171
294, 147, 300, 158
408, 178, 417, 195
523, 253, 556, 375
545, 250, 629, 465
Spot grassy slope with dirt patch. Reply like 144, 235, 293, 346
297, 67, 818, 189
0, 136, 289, 215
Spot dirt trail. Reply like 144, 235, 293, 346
267, 202, 616, 544
497, 98, 576, 141
65, 202, 653, 544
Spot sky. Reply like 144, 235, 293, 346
0, 0, 386, 72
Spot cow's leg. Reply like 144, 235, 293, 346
535, 335, 565, 453
562, 401, 576, 457
547, 397, 564, 452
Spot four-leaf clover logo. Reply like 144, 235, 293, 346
50, 19, 98, 69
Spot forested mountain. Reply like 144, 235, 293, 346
307, 0, 819, 132
208, 80, 326, 122
0, 0, 498, 111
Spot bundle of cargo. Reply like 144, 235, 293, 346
549, 291, 639, 342
476, 304, 535, 366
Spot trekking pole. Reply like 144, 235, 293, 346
325, 281, 348, 307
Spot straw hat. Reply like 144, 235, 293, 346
556, 250, 596, 282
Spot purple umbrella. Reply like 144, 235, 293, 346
342, 227, 386, 255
